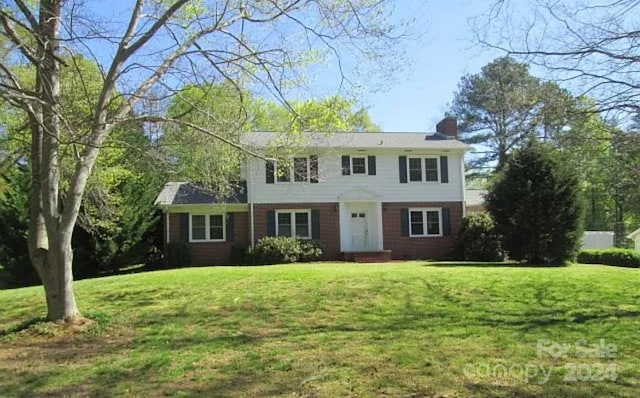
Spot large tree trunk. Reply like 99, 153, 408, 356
39, 233, 79, 321
27, 0, 81, 322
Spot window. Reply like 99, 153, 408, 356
276, 161, 291, 182
276, 210, 311, 238
294, 157, 308, 182
408, 208, 441, 237
407, 157, 439, 182
352, 157, 366, 174
190, 214, 225, 241
409, 158, 422, 182
425, 158, 439, 182
274, 156, 311, 183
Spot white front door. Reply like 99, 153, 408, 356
351, 212, 368, 251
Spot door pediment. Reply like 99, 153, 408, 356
338, 188, 381, 202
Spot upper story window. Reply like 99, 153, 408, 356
400, 156, 448, 184
266, 156, 318, 184
409, 158, 422, 181
352, 157, 366, 174
276, 161, 291, 183
190, 214, 225, 242
293, 157, 309, 182
408, 157, 439, 182
342, 155, 376, 176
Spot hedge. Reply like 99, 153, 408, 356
577, 248, 640, 268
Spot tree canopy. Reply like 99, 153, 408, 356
450, 56, 575, 173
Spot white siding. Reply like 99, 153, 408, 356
247, 150, 465, 203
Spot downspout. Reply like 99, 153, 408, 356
460, 153, 467, 218
165, 208, 170, 243
248, 157, 255, 248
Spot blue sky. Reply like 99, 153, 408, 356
94, 1, 505, 133
361, 1, 504, 132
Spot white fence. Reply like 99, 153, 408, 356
581, 231, 614, 250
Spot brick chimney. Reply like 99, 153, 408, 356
436, 117, 458, 139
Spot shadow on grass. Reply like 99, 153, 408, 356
0, 317, 46, 337
424, 261, 568, 268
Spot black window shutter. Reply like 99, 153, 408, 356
180, 213, 190, 242
226, 213, 235, 241
399, 156, 407, 183
400, 208, 409, 236
368, 156, 376, 175
440, 156, 449, 183
310, 155, 319, 183
341, 155, 351, 175
266, 160, 275, 184
266, 210, 276, 236
311, 209, 321, 239
442, 208, 451, 236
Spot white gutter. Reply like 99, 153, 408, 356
248, 156, 255, 248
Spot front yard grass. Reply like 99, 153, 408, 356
1, 262, 639, 397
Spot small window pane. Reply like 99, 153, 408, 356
277, 161, 290, 182
277, 213, 292, 237
295, 212, 310, 238
294, 157, 308, 182
410, 211, 424, 235
352, 157, 366, 174
192, 215, 206, 240
210, 215, 224, 240
351, 213, 358, 218
425, 158, 439, 182
409, 158, 422, 181
426, 211, 440, 235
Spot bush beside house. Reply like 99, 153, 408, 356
455, 213, 504, 261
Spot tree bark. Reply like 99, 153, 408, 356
27, 0, 80, 321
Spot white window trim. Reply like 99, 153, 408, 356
407, 157, 440, 183
275, 156, 310, 184
350, 155, 367, 175
189, 213, 226, 242
408, 208, 442, 237
275, 209, 312, 239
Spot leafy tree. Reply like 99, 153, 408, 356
450, 57, 576, 173
163, 88, 381, 194
0, 1, 404, 321
554, 99, 640, 242
0, 56, 164, 285
161, 83, 248, 195
251, 96, 379, 132
486, 140, 584, 265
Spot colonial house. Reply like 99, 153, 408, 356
155, 117, 472, 264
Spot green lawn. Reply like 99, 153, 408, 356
1, 262, 639, 397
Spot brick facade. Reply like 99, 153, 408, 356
166, 201, 462, 264
253, 203, 341, 260
382, 201, 463, 260
168, 211, 250, 265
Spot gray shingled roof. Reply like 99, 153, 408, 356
241, 132, 472, 151
155, 182, 247, 206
